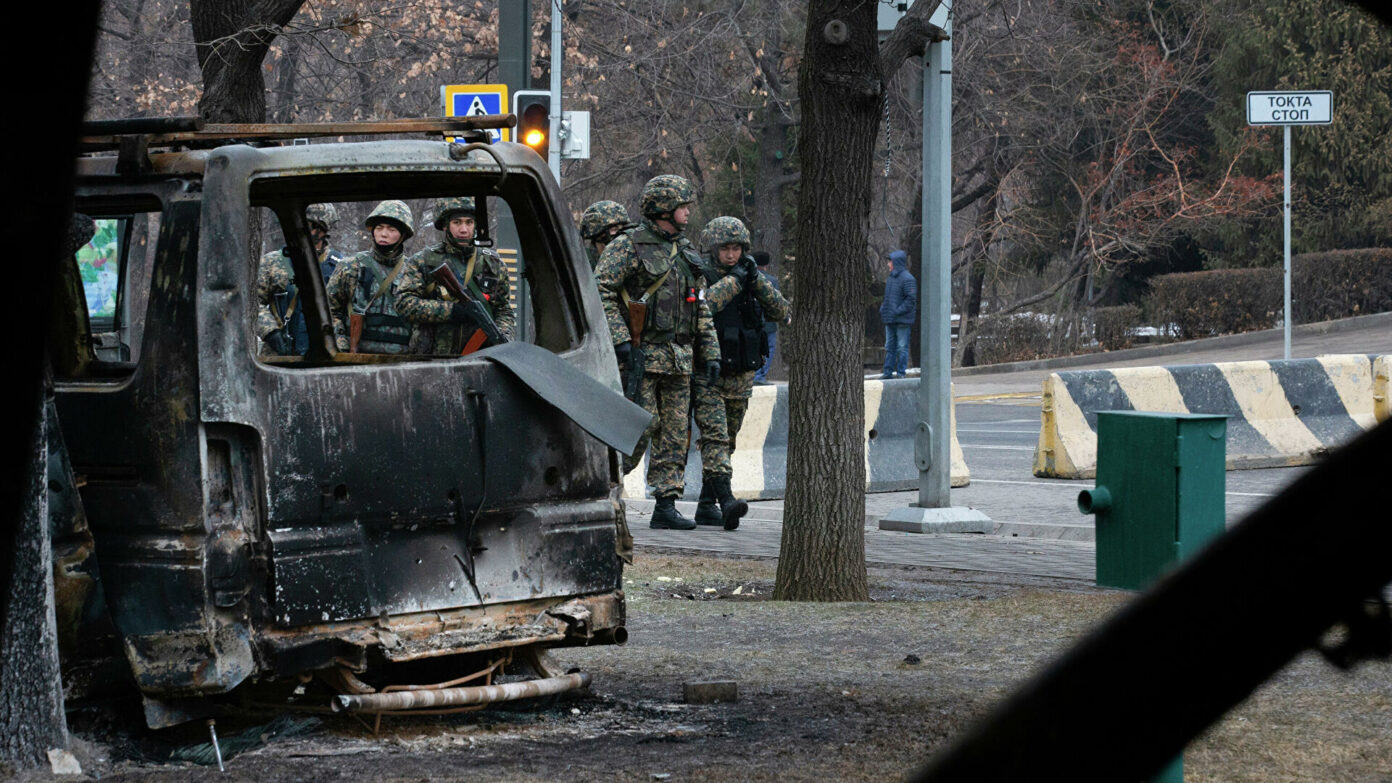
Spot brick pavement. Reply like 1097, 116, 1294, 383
626, 497, 1096, 581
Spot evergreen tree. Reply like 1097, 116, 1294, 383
1208, 0, 1392, 263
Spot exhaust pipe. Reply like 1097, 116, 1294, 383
331, 672, 591, 713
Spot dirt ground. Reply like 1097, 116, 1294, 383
16, 549, 1392, 782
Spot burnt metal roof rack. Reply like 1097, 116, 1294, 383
79, 115, 518, 175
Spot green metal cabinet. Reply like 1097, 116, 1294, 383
1077, 412, 1227, 783
1079, 412, 1227, 591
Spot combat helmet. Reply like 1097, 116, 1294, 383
364, 200, 415, 240
306, 203, 339, 232
640, 175, 695, 220
580, 200, 631, 240
700, 216, 751, 254
431, 196, 477, 230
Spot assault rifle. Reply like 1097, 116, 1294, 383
429, 262, 506, 352
622, 300, 647, 402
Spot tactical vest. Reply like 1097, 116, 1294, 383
626, 227, 700, 345
703, 261, 765, 375
353, 254, 412, 353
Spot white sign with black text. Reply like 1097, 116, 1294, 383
1246, 91, 1333, 125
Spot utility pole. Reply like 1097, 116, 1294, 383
880, 5, 991, 535
496, 2, 533, 338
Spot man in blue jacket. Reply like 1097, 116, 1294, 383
879, 249, 917, 379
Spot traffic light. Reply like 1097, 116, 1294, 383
513, 90, 551, 154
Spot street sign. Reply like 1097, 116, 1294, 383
1246, 90, 1333, 125
441, 83, 511, 142
1245, 89, 1333, 360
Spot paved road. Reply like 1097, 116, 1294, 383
630, 315, 1388, 581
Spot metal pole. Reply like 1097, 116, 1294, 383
498, 1, 529, 92
918, 11, 952, 509
549, 0, 562, 179
1283, 124, 1291, 360
880, 7, 988, 534
497, 0, 532, 341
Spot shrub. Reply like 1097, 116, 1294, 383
973, 313, 1053, 364
1292, 248, 1392, 322
1093, 304, 1142, 350
1146, 269, 1281, 339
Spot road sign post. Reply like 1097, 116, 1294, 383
1246, 90, 1332, 360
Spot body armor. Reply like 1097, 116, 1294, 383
354, 257, 412, 352
626, 226, 700, 345
703, 262, 765, 374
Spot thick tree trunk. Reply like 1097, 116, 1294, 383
191, 0, 306, 123
751, 118, 790, 263
774, 2, 884, 602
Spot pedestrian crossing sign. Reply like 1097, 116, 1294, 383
441, 84, 511, 142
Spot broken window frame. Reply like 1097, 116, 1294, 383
249, 169, 589, 368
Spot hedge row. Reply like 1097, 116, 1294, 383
1145, 248, 1391, 338
1291, 248, 1392, 322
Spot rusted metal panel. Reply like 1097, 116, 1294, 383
259, 591, 623, 668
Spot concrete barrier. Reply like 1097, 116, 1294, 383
1034, 354, 1385, 479
623, 378, 969, 500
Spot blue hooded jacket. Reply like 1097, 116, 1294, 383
879, 250, 918, 325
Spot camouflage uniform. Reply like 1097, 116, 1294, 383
580, 200, 632, 271
256, 203, 344, 356
596, 182, 723, 501
324, 200, 416, 354
693, 217, 791, 474
394, 197, 515, 353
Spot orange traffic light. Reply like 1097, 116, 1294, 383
513, 91, 551, 154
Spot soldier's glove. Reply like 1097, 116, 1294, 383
705, 360, 721, 385
265, 329, 293, 356
740, 257, 761, 288
614, 342, 632, 365
448, 302, 479, 325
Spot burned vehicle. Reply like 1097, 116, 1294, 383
50, 118, 646, 728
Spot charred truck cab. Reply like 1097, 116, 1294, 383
52, 118, 645, 727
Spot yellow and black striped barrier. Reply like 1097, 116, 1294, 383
1034, 354, 1388, 479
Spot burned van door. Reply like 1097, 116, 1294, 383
55, 188, 257, 696
190, 145, 621, 636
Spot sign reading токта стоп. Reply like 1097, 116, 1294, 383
1246, 91, 1333, 125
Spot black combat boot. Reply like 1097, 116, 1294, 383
695, 478, 723, 526
650, 496, 697, 530
709, 475, 748, 531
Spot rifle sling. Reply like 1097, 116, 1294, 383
363, 258, 407, 311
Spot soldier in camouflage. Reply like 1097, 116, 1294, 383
690, 216, 790, 528
579, 200, 632, 270
595, 175, 738, 530
394, 196, 515, 354
256, 203, 345, 356
324, 200, 417, 354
